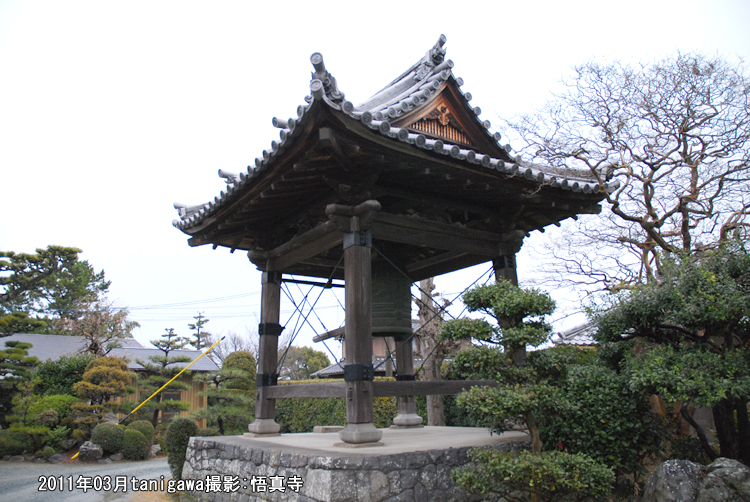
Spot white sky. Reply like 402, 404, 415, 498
1, 0, 748, 357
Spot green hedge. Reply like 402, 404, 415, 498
453, 449, 614, 501
165, 418, 197, 480
274, 378, 401, 433
539, 364, 660, 475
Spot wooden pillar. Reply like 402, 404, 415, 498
492, 254, 518, 286
328, 200, 383, 444
393, 334, 423, 427
247, 271, 282, 435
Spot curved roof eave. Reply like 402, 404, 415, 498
173, 35, 615, 233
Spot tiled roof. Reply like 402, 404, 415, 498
551, 323, 597, 346
173, 35, 614, 232
2, 333, 219, 372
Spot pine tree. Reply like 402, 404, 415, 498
187, 312, 210, 350
0, 341, 38, 428
192, 351, 256, 435
135, 328, 192, 427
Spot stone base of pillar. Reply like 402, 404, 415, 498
337, 423, 383, 444
247, 418, 281, 435
392, 413, 424, 427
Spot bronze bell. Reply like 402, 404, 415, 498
371, 259, 412, 338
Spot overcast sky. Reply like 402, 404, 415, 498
1, 0, 748, 357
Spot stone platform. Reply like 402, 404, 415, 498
182, 426, 528, 502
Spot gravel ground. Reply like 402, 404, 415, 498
0, 456, 177, 502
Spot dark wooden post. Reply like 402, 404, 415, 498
493, 238, 525, 365
328, 201, 383, 444
392, 334, 423, 427
247, 271, 283, 435
492, 254, 518, 286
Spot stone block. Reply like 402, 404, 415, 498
404, 451, 429, 469
414, 482, 427, 502
419, 464, 437, 491
48, 453, 66, 464
78, 441, 103, 461
378, 454, 405, 473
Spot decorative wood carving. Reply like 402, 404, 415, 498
408, 98, 471, 146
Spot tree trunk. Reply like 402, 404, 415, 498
680, 404, 717, 461
525, 411, 543, 455
735, 398, 750, 465
525, 411, 542, 502
416, 278, 448, 426
713, 400, 737, 459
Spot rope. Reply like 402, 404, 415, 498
274, 255, 344, 374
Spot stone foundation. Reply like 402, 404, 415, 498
182, 427, 528, 502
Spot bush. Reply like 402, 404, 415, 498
444, 347, 509, 427
222, 351, 257, 392
90, 423, 125, 454
452, 449, 614, 501
274, 378, 398, 433
0, 429, 33, 456
122, 429, 150, 461
126, 420, 155, 444
165, 418, 198, 480
33, 354, 95, 396
35, 445, 56, 459
196, 428, 220, 437
540, 364, 660, 476
44, 425, 69, 449
28, 395, 79, 425
155, 434, 167, 456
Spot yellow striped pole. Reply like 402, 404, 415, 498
71, 336, 224, 460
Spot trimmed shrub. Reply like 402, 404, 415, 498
452, 449, 614, 501
165, 418, 198, 480
90, 423, 125, 454
540, 364, 660, 476
0, 429, 33, 456
28, 395, 79, 424
122, 429, 150, 461
126, 420, 155, 444
196, 428, 220, 437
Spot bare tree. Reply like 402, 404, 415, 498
414, 278, 462, 426
206, 330, 255, 365
57, 299, 138, 355
506, 53, 750, 289
207, 324, 293, 366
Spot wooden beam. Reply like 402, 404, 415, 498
248, 220, 342, 271
371, 212, 503, 256
405, 253, 491, 282
373, 380, 497, 397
